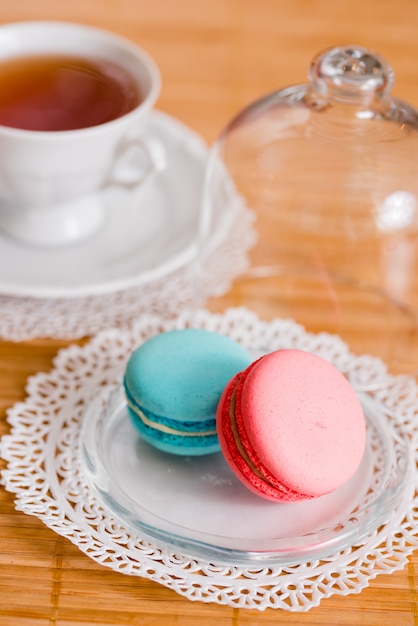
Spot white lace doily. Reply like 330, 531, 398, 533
1, 308, 417, 612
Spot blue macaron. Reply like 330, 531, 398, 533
123, 328, 252, 455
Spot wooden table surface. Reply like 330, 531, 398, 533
1, 1, 418, 624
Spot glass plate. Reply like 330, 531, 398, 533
80, 383, 410, 567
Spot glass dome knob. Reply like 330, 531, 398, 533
309, 45, 394, 100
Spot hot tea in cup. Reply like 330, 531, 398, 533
0, 54, 142, 131
0, 21, 163, 246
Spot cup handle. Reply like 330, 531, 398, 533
107, 135, 166, 192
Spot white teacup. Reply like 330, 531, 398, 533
0, 21, 164, 247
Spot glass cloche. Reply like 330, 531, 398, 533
199, 45, 418, 375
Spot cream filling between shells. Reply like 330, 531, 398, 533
127, 399, 217, 437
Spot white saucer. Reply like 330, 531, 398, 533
0, 111, 208, 298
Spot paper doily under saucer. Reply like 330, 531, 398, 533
1, 308, 418, 612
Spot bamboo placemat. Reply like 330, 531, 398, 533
1, 1, 418, 623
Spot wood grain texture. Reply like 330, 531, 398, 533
0, 1, 418, 624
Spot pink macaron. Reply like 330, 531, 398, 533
216, 348, 366, 502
